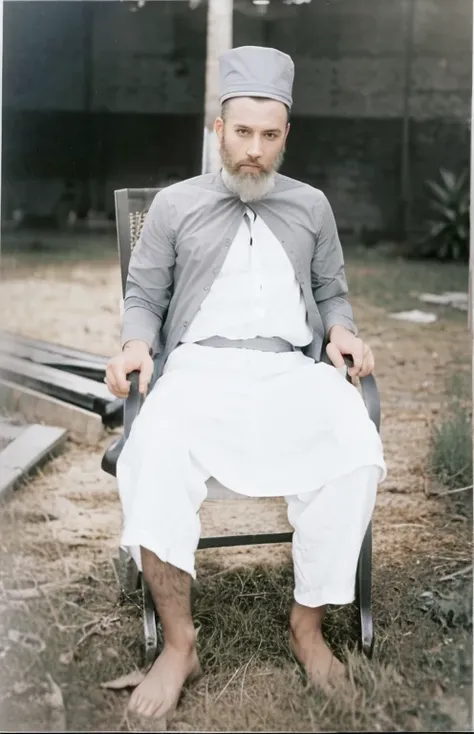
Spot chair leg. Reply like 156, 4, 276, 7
141, 574, 158, 668
114, 547, 140, 596
357, 521, 374, 658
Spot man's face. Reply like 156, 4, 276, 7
215, 97, 289, 200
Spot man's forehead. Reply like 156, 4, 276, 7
225, 97, 287, 128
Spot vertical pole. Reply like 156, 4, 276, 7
80, 1, 93, 216
469, 0, 473, 492
400, 0, 415, 241
0, 0, 4, 260
202, 0, 233, 174
469, 15, 474, 336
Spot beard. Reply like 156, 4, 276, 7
219, 138, 285, 202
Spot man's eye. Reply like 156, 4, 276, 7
236, 129, 248, 136
265, 133, 277, 140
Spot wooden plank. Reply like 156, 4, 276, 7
0, 331, 108, 366
0, 378, 105, 446
0, 424, 68, 502
0, 338, 105, 382
0, 354, 123, 425
40, 362, 105, 382
0, 418, 24, 442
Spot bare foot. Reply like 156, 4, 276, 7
290, 627, 346, 692
127, 644, 201, 719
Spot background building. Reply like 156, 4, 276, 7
1, 0, 472, 239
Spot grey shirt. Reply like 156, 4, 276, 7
121, 171, 357, 378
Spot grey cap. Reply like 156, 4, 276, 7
219, 45, 294, 109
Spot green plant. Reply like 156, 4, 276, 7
429, 391, 472, 491
420, 168, 470, 262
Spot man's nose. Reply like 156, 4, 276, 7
246, 136, 263, 159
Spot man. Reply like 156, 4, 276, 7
106, 46, 386, 720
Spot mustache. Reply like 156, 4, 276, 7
238, 160, 263, 169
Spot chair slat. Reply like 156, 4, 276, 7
114, 188, 161, 297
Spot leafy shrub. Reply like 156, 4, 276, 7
418, 168, 470, 262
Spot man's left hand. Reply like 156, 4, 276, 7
326, 325, 375, 378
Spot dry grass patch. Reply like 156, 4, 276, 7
0, 248, 471, 732
0, 556, 471, 732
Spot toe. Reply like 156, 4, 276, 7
329, 655, 346, 680
127, 692, 138, 712
143, 701, 158, 719
133, 696, 147, 716
149, 701, 166, 720
133, 694, 151, 717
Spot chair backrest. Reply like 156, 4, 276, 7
114, 188, 161, 297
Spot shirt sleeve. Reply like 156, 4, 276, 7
121, 191, 176, 354
311, 193, 358, 338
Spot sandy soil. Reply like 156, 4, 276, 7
1, 255, 468, 567
0, 251, 471, 731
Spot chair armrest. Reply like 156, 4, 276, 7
343, 356, 381, 433
123, 370, 145, 439
101, 370, 145, 477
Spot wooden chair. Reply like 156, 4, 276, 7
101, 187, 381, 667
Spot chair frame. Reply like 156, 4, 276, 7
102, 187, 381, 667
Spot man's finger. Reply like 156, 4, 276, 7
326, 342, 345, 369
348, 340, 364, 376
138, 359, 154, 395
105, 379, 130, 399
114, 367, 131, 394
105, 366, 118, 395
112, 388, 130, 399
106, 364, 130, 397
359, 347, 375, 377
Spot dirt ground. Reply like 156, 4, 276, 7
0, 243, 472, 732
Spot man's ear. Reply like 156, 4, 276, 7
284, 122, 291, 144
215, 117, 224, 138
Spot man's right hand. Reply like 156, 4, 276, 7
105, 340, 154, 398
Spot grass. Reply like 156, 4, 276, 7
0, 555, 471, 733
345, 247, 468, 317
430, 409, 472, 490
1, 228, 117, 267
428, 368, 472, 491
0, 246, 471, 731
2, 230, 469, 308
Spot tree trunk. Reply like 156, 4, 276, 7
201, 0, 233, 174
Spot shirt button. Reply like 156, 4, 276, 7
183, 321, 188, 327
203, 285, 210, 291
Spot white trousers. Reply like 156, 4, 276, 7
117, 344, 385, 608
119, 451, 379, 608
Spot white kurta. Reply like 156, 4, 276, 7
117, 207, 386, 605
180, 207, 314, 347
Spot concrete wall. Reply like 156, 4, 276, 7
2, 0, 208, 216
2, 0, 472, 236
233, 0, 472, 234
2, 0, 207, 113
